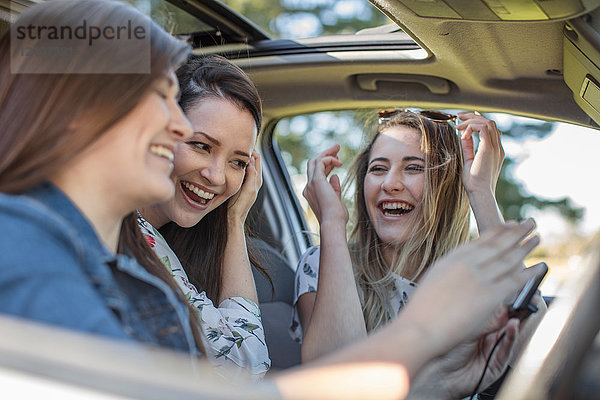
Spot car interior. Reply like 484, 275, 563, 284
1, 0, 600, 398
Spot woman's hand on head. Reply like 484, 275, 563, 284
227, 151, 262, 226
458, 112, 505, 195
302, 144, 349, 226
400, 219, 543, 358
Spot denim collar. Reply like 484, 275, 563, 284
24, 181, 114, 263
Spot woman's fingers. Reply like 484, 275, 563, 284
483, 234, 540, 281
461, 133, 475, 162
499, 261, 549, 302
252, 151, 263, 189
479, 219, 535, 249
457, 111, 481, 121
458, 220, 537, 269
242, 152, 261, 194
458, 120, 502, 150
483, 319, 518, 387
321, 156, 343, 176
474, 119, 504, 163
244, 154, 256, 188
458, 112, 505, 193
320, 143, 341, 157
457, 112, 503, 151
330, 174, 341, 195
227, 152, 263, 221
306, 145, 342, 182
303, 145, 346, 222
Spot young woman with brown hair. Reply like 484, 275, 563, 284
138, 55, 271, 378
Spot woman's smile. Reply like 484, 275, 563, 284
378, 200, 415, 219
149, 144, 175, 164
180, 180, 216, 208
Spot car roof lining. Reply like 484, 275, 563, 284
206, 3, 600, 129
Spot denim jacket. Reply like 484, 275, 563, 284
0, 182, 199, 356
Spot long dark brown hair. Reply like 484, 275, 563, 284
0, 0, 205, 353
159, 55, 270, 301
347, 111, 470, 331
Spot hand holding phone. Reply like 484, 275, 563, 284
508, 262, 548, 320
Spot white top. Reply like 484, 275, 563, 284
137, 215, 270, 380
290, 246, 418, 342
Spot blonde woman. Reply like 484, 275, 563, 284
292, 110, 544, 397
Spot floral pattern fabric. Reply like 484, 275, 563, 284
290, 246, 418, 342
138, 215, 270, 380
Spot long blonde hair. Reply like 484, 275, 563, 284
347, 111, 470, 331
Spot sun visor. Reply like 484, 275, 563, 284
381, 0, 598, 21
564, 10, 600, 125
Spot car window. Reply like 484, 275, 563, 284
1, 0, 211, 37
220, 0, 393, 39
124, 0, 211, 35
274, 109, 600, 296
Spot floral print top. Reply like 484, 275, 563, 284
137, 215, 270, 380
290, 246, 418, 342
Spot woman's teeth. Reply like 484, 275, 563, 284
149, 145, 174, 162
381, 201, 414, 216
182, 181, 215, 205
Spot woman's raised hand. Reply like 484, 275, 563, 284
228, 151, 263, 225
400, 220, 543, 358
409, 307, 519, 399
458, 112, 505, 194
302, 144, 349, 226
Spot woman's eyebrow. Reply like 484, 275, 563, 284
404, 156, 425, 162
194, 132, 221, 146
368, 156, 425, 165
368, 157, 389, 165
234, 150, 251, 158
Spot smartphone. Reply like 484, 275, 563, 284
508, 262, 548, 320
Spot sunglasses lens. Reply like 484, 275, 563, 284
420, 110, 456, 122
378, 109, 457, 124
378, 109, 398, 119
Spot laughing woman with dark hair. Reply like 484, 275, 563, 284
138, 55, 271, 379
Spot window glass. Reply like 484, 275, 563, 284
126, 0, 211, 35
3, 0, 211, 36
221, 0, 393, 39
274, 110, 600, 295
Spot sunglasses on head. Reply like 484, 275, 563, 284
378, 109, 457, 124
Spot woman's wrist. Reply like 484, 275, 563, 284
467, 188, 504, 233
465, 184, 494, 198
227, 217, 246, 234
319, 218, 348, 236
366, 319, 436, 381
227, 210, 248, 227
